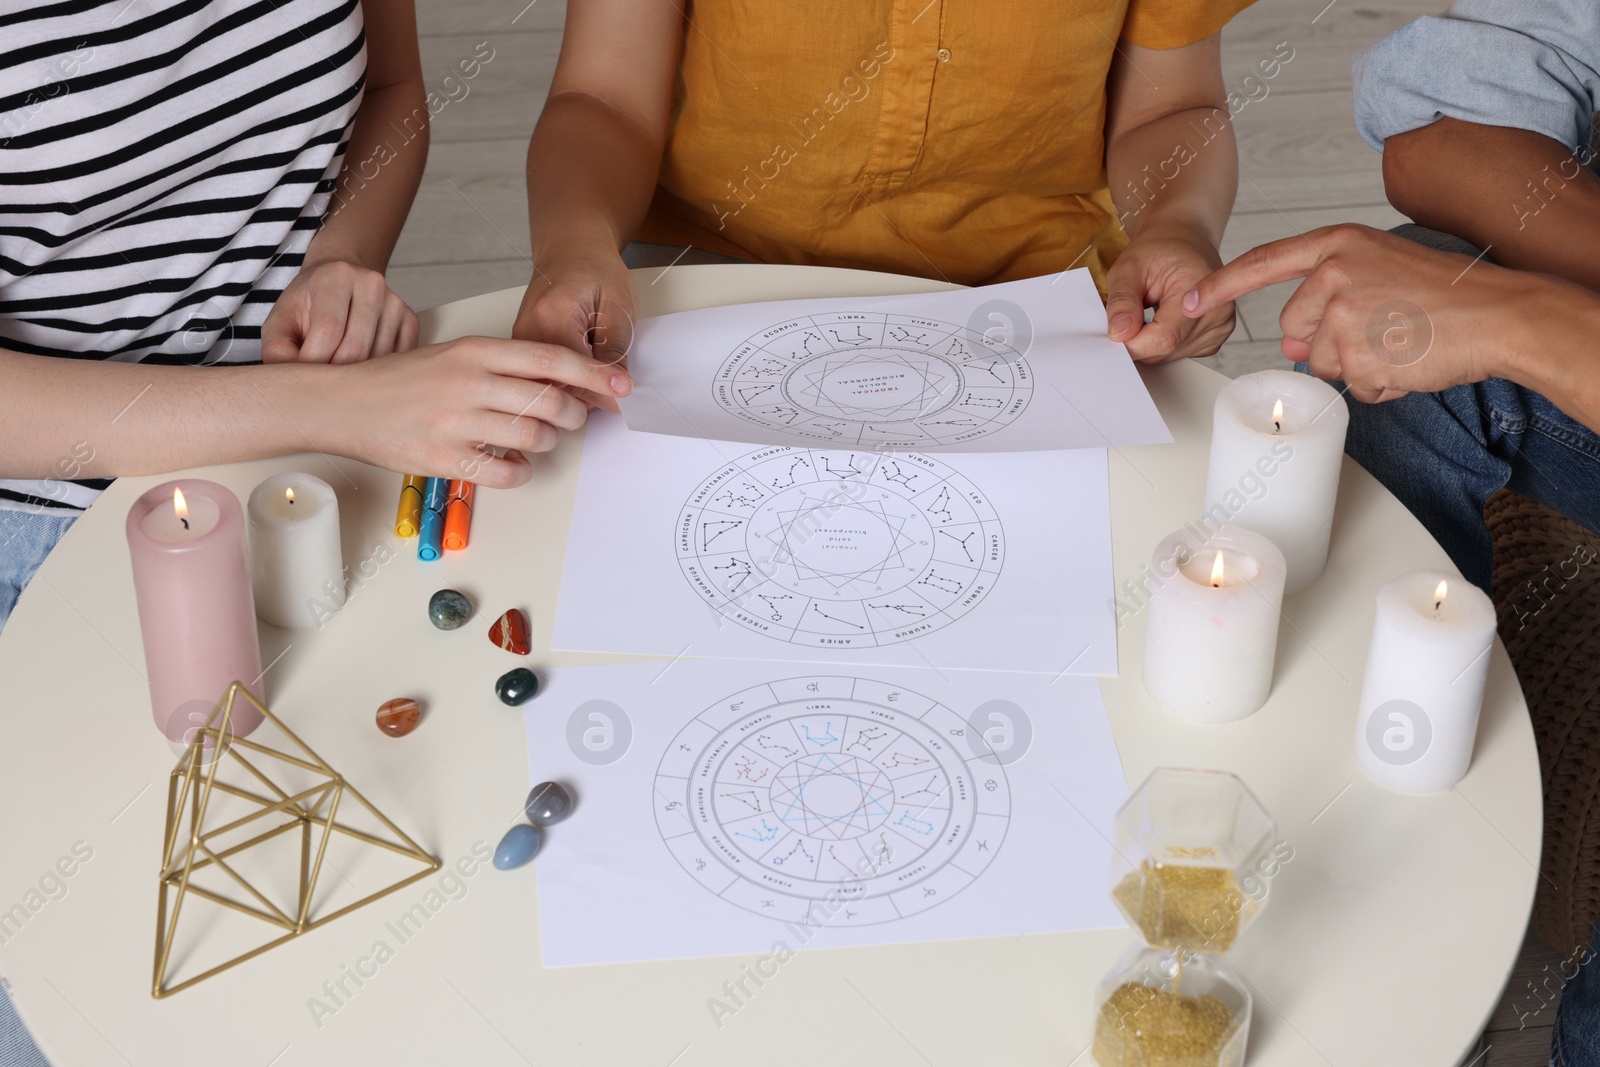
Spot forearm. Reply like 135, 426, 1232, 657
0, 353, 340, 480
1384, 118, 1600, 293
1107, 106, 1237, 246
312, 78, 429, 272
527, 92, 664, 259
1498, 279, 1600, 435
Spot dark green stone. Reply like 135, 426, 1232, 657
428, 589, 472, 630
496, 667, 541, 706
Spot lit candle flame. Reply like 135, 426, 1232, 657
173, 487, 190, 530
1210, 550, 1225, 589
1272, 398, 1284, 433
285, 486, 296, 505
1434, 579, 1448, 612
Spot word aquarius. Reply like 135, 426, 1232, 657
712, 41, 895, 231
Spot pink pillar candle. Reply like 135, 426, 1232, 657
125, 479, 263, 741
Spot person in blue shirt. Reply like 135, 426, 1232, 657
1187, 3, 1600, 1063
1186, 0, 1600, 599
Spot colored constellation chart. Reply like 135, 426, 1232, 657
713, 312, 1034, 447
675, 447, 1005, 648
654, 676, 1011, 924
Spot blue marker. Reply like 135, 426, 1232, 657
417, 477, 448, 561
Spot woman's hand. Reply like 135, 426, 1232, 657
512, 243, 638, 413
1104, 222, 1236, 363
262, 260, 420, 364
324, 335, 633, 488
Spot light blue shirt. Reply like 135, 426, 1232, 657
1352, 0, 1600, 161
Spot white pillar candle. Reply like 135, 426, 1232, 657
1204, 369, 1349, 595
1354, 569, 1496, 793
247, 473, 344, 630
1141, 525, 1288, 724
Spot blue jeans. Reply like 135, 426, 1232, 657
0, 507, 77, 634
0, 507, 72, 1066
0, 986, 48, 1067
1558, 924, 1600, 1065
1335, 225, 1600, 594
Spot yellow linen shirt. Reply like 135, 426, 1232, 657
637, 0, 1253, 288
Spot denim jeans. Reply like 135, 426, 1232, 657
0, 507, 77, 634
1558, 923, 1600, 1066
1334, 224, 1600, 594
0, 986, 47, 1067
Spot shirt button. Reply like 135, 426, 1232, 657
937, 47, 952, 62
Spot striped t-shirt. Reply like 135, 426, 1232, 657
0, 0, 367, 514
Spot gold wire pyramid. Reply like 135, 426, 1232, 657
154, 682, 440, 998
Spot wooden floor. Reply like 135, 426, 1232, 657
395, 2, 1555, 1064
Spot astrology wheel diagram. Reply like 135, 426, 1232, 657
675, 446, 1005, 648
653, 677, 1011, 924
672, 444, 998, 652
714, 311, 1033, 448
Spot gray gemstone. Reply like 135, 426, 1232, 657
525, 781, 573, 825
428, 589, 472, 630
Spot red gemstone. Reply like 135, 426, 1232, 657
488, 609, 531, 655
376, 698, 421, 738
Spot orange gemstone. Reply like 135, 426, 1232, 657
376, 698, 421, 738
488, 609, 531, 656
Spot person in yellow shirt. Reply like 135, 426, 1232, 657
514, 0, 1256, 396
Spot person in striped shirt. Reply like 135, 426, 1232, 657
0, 2, 575, 1062
0, 0, 629, 630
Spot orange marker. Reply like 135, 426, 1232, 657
443, 480, 475, 551
394, 474, 425, 538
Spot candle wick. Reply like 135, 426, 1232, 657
1273, 420, 1280, 433
180, 517, 190, 530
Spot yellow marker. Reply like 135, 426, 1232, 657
394, 474, 425, 537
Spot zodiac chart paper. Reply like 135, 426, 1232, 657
525, 663, 1127, 966
675, 446, 1003, 650
553, 415, 1118, 676
620, 271, 1171, 452
654, 676, 1008, 925
711, 310, 1033, 448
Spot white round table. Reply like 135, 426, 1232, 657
0, 265, 1539, 1066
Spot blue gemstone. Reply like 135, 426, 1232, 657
525, 781, 573, 826
496, 667, 541, 706
493, 824, 541, 870
428, 589, 473, 630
